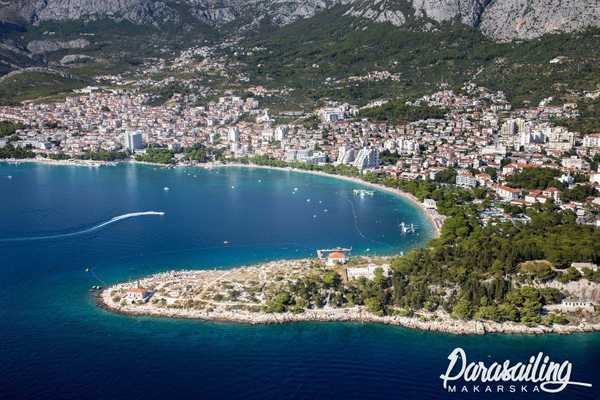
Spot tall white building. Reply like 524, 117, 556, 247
500, 118, 528, 147
274, 126, 288, 141
519, 130, 546, 147
124, 131, 144, 152
353, 147, 379, 170
228, 127, 240, 143
336, 145, 356, 164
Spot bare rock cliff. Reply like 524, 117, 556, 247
1, 0, 600, 41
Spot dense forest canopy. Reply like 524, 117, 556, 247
505, 167, 562, 190
358, 101, 446, 123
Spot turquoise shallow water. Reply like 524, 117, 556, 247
0, 163, 598, 400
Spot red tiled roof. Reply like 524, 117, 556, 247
329, 252, 346, 260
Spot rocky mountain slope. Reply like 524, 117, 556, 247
0, 0, 180, 26
1, 0, 600, 41
0, 22, 42, 75
480, 0, 600, 41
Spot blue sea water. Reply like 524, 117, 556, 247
0, 163, 598, 400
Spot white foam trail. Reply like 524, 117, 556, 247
0, 211, 165, 242
345, 198, 392, 248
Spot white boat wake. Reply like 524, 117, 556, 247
345, 198, 393, 249
0, 211, 165, 242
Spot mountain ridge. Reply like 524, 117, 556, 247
2, 0, 600, 41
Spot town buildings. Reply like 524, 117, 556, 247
124, 131, 144, 152
0, 64, 598, 226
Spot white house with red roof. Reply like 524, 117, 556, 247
524, 189, 548, 204
126, 284, 153, 304
326, 251, 348, 267
542, 187, 561, 202
495, 185, 522, 201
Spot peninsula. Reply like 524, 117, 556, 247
91, 158, 600, 335
99, 254, 600, 335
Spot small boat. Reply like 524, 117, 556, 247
353, 189, 374, 197
163, 186, 170, 191
399, 222, 417, 234
223, 240, 230, 245
84, 267, 90, 272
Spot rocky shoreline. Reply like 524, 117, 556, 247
97, 289, 600, 335
97, 259, 600, 336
